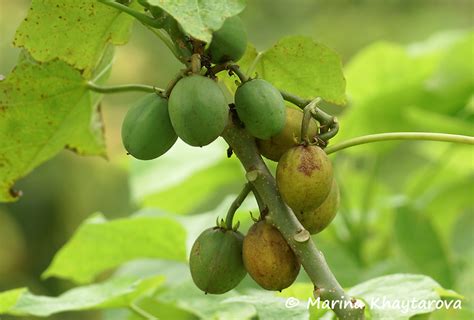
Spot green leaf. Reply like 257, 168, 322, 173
0, 53, 105, 202
252, 36, 346, 105
426, 32, 474, 113
0, 276, 164, 317
156, 281, 256, 320
225, 291, 310, 320
142, 158, 244, 214
220, 43, 259, 93
14, 0, 136, 75
129, 139, 246, 214
451, 209, 474, 258
349, 274, 446, 319
0, 288, 27, 313
146, 0, 247, 42
43, 213, 187, 284
394, 205, 453, 287
404, 107, 474, 136
276, 283, 329, 319
337, 31, 473, 149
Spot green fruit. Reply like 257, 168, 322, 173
189, 227, 246, 294
234, 79, 286, 139
206, 16, 247, 64
168, 75, 229, 147
257, 107, 318, 161
276, 145, 333, 214
243, 221, 300, 291
295, 179, 340, 234
121, 93, 177, 160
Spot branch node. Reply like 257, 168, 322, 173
246, 170, 260, 182
294, 229, 311, 243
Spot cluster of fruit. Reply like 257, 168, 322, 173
118, 11, 339, 294
189, 109, 339, 293
120, 15, 248, 158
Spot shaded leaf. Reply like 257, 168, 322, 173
337, 31, 473, 150
394, 205, 453, 287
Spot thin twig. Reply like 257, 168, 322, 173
325, 132, 474, 155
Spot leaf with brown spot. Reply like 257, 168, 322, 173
14, 0, 136, 76
0, 52, 106, 202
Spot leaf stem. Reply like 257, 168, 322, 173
228, 64, 249, 83
280, 90, 310, 108
325, 132, 474, 155
86, 82, 163, 95
143, 25, 184, 63
222, 116, 365, 319
301, 98, 321, 144
98, 0, 163, 28
225, 183, 252, 229
130, 301, 158, 320
280, 90, 339, 142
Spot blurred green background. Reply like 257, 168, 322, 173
0, 0, 473, 319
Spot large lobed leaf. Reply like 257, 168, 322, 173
145, 0, 247, 43
42, 213, 187, 284
220, 37, 346, 105
1, 1, 136, 203
349, 274, 460, 319
0, 54, 105, 202
0, 276, 163, 317
14, 0, 135, 75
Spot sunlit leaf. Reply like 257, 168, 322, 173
14, 0, 136, 75
146, 0, 246, 42
156, 281, 256, 320
252, 36, 346, 105
0, 276, 163, 317
43, 213, 187, 283
0, 53, 105, 202
349, 274, 452, 319
225, 290, 309, 320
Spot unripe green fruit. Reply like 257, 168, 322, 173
257, 108, 318, 161
206, 16, 247, 64
168, 75, 229, 147
276, 145, 333, 214
295, 179, 340, 234
234, 79, 286, 139
189, 227, 246, 294
243, 221, 300, 291
121, 94, 177, 160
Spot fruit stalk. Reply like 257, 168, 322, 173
225, 183, 252, 229
301, 98, 321, 144
222, 116, 365, 320
280, 90, 339, 141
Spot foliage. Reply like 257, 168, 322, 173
0, 0, 472, 319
